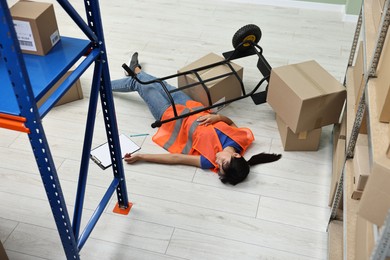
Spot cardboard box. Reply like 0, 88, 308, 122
276, 115, 321, 151
10, 1, 60, 55
358, 155, 390, 226
37, 69, 83, 107
353, 41, 365, 105
178, 53, 243, 110
267, 60, 346, 133
353, 136, 370, 192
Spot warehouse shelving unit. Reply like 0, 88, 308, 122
329, 0, 390, 259
0, 0, 131, 259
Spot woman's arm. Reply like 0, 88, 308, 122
124, 153, 201, 167
197, 114, 237, 127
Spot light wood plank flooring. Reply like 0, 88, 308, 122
1, 0, 356, 259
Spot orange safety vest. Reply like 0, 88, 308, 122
152, 100, 254, 171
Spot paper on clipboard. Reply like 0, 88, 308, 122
90, 134, 141, 170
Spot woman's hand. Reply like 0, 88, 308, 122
197, 113, 237, 127
197, 114, 221, 126
124, 153, 142, 164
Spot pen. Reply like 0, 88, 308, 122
129, 133, 149, 137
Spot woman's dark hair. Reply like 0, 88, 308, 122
219, 153, 282, 185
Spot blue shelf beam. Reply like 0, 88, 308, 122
0, 36, 92, 117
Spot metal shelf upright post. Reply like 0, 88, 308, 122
0, 0, 131, 258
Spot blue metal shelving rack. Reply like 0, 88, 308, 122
0, 0, 131, 259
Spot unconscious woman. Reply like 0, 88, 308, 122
111, 52, 281, 185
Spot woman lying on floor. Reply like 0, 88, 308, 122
111, 52, 281, 185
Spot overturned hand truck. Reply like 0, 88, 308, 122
122, 24, 272, 128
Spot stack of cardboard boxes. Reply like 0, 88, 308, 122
10, 0, 83, 107
267, 60, 347, 151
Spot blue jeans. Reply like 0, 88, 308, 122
111, 72, 193, 120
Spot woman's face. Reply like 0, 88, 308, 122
215, 151, 241, 175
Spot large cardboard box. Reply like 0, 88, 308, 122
267, 60, 346, 133
10, 1, 60, 55
37, 69, 83, 107
358, 155, 390, 226
178, 53, 243, 109
276, 115, 321, 151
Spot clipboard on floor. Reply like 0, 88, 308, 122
90, 134, 141, 170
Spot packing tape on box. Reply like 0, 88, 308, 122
298, 131, 308, 140
293, 64, 327, 95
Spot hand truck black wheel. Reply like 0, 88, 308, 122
232, 24, 262, 51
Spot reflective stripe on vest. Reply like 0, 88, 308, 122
160, 103, 204, 153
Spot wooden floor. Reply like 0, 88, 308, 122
1, 0, 356, 259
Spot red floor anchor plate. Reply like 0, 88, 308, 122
113, 202, 133, 215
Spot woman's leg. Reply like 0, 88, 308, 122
111, 72, 193, 120
136, 72, 193, 106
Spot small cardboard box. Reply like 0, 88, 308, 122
353, 136, 370, 191
276, 115, 321, 151
358, 155, 390, 226
178, 53, 243, 109
37, 69, 83, 107
267, 60, 346, 133
10, 1, 60, 55
353, 41, 365, 105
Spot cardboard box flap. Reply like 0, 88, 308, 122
180, 53, 223, 74
188, 64, 240, 88
274, 60, 344, 100
11, 1, 52, 19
